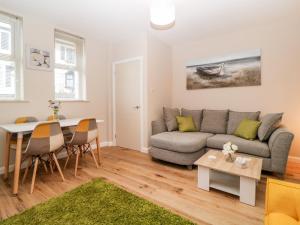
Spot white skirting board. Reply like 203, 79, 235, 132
0, 141, 113, 175
141, 147, 150, 154
288, 156, 300, 163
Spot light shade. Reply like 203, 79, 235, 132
150, 0, 175, 30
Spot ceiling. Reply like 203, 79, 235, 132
0, 0, 299, 45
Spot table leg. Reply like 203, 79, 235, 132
3, 132, 12, 180
13, 132, 23, 195
240, 177, 256, 206
197, 166, 210, 191
96, 137, 101, 164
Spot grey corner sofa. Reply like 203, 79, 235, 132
149, 109, 294, 175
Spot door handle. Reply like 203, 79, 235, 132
133, 106, 140, 110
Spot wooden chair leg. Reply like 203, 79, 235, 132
80, 146, 84, 158
51, 155, 57, 171
96, 137, 101, 164
49, 161, 54, 174
82, 146, 86, 159
90, 150, 99, 168
52, 153, 65, 182
63, 146, 71, 170
75, 150, 80, 177
64, 155, 70, 170
3, 132, 12, 181
22, 157, 32, 184
42, 161, 48, 174
30, 158, 39, 194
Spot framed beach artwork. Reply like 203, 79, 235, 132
26, 46, 53, 71
186, 49, 261, 90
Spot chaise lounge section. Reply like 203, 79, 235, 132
150, 109, 294, 175
150, 131, 213, 168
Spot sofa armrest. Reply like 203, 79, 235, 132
152, 119, 167, 135
268, 128, 294, 174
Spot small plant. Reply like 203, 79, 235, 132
48, 100, 61, 119
222, 142, 238, 162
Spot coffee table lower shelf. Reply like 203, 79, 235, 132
197, 166, 257, 206
210, 170, 240, 196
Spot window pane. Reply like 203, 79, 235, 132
55, 68, 79, 100
0, 60, 15, 99
54, 30, 84, 100
0, 13, 22, 100
0, 22, 11, 55
65, 71, 75, 89
55, 42, 76, 66
66, 47, 75, 64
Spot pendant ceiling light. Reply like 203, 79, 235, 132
150, 0, 175, 30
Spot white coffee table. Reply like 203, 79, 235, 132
194, 150, 262, 206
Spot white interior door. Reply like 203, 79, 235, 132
114, 59, 141, 151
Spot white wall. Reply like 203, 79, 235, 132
171, 15, 300, 157
147, 35, 172, 147
0, 12, 109, 167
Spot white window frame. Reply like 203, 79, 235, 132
0, 11, 23, 101
54, 29, 86, 101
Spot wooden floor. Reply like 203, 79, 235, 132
0, 147, 299, 225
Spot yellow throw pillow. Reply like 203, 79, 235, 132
234, 119, 261, 140
176, 116, 197, 132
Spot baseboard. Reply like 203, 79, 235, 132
100, 141, 114, 147
288, 156, 300, 163
141, 147, 150, 154
0, 141, 114, 175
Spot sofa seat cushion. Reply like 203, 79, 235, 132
207, 134, 270, 158
150, 132, 213, 153
265, 212, 299, 225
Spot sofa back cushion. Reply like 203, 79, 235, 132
201, 109, 229, 134
258, 113, 283, 141
227, 111, 260, 134
163, 107, 180, 131
181, 108, 202, 131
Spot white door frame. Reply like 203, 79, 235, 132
112, 57, 144, 151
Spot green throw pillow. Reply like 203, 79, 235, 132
234, 119, 261, 140
176, 116, 197, 132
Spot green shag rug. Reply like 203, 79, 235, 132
1, 179, 195, 225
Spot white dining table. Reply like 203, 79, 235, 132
0, 118, 104, 195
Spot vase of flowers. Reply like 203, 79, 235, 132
222, 142, 238, 162
48, 100, 61, 120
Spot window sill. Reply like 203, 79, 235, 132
0, 100, 30, 103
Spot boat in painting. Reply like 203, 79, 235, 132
196, 63, 225, 80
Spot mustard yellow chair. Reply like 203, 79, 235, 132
5, 117, 39, 181
265, 178, 300, 225
64, 118, 99, 176
22, 121, 65, 193
10, 117, 38, 150
47, 114, 73, 140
